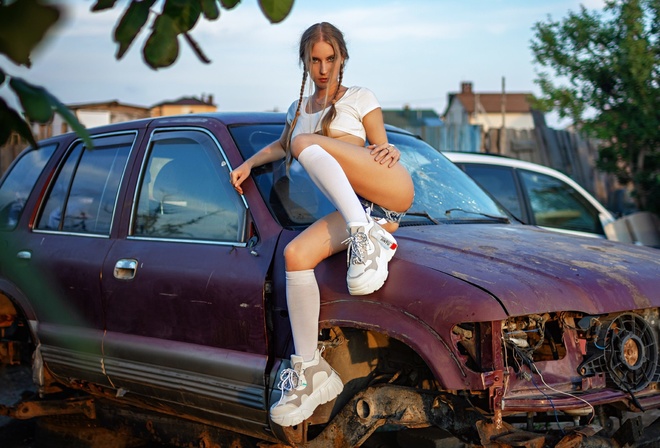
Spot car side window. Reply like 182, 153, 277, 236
518, 169, 604, 235
133, 130, 246, 242
36, 134, 134, 235
461, 164, 524, 222
0, 144, 57, 230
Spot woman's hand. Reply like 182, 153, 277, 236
230, 162, 252, 195
369, 142, 401, 168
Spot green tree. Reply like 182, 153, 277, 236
0, 0, 294, 148
531, 0, 660, 214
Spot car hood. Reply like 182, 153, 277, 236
395, 223, 660, 317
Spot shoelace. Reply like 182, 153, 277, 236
342, 231, 369, 266
275, 367, 300, 406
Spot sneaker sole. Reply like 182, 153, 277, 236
347, 240, 397, 296
270, 371, 344, 427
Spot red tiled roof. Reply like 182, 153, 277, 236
456, 92, 532, 114
446, 82, 534, 115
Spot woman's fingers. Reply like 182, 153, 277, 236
370, 143, 400, 166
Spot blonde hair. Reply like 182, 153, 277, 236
284, 22, 349, 167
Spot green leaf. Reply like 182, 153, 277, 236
0, 98, 37, 148
0, 0, 61, 67
44, 92, 94, 149
163, 0, 202, 33
114, 0, 156, 59
201, 0, 220, 20
220, 0, 241, 9
9, 77, 54, 123
143, 14, 180, 69
258, 0, 294, 23
91, 0, 118, 12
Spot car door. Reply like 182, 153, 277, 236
16, 132, 136, 385
101, 127, 274, 425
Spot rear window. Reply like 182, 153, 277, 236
0, 144, 57, 230
35, 134, 134, 235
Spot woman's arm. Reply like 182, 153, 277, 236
230, 126, 289, 194
363, 108, 400, 168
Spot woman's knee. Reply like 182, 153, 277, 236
284, 240, 311, 270
291, 134, 318, 159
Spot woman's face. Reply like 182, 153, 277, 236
309, 40, 341, 91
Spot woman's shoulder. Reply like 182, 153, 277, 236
340, 86, 380, 114
344, 85, 374, 96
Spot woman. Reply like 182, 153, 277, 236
230, 22, 414, 427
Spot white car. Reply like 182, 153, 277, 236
443, 151, 660, 246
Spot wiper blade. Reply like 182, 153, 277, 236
405, 211, 440, 224
444, 208, 509, 223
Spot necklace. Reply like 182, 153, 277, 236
314, 86, 344, 105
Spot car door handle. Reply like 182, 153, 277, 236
17, 250, 31, 260
114, 259, 138, 280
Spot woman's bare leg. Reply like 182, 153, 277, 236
283, 212, 347, 359
292, 134, 414, 213
285, 211, 348, 271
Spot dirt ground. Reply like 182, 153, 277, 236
0, 364, 37, 447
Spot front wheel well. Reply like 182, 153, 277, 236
0, 291, 34, 365
321, 326, 439, 402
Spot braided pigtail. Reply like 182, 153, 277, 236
285, 70, 307, 170
320, 61, 344, 136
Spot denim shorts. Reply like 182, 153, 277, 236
360, 198, 407, 224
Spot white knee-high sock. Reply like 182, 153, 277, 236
286, 269, 321, 362
297, 144, 367, 224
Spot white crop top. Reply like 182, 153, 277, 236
286, 86, 381, 141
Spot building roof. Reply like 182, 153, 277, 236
382, 107, 442, 129
446, 82, 534, 115
152, 95, 215, 107
66, 100, 149, 112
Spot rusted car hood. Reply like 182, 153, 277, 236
395, 223, 660, 317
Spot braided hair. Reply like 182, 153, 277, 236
284, 22, 349, 168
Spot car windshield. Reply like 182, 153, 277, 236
229, 124, 508, 228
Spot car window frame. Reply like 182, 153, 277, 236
128, 126, 250, 246
33, 131, 138, 238
515, 166, 607, 237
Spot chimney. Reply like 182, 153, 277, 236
460, 82, 473, 94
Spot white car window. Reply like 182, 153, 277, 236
519, 169, 605, 236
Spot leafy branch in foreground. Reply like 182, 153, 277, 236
0, 0, 91, 148
0, 0, 295, 148
92, 0, 295, 69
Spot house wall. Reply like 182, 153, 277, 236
473, 112, 534, 131
151, 104, 216, 117
78, 110, 111, 128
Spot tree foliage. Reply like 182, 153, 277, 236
531, 0, 660, 214
0, 0, 294, 148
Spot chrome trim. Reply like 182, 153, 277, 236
126, 235, 248, 247
32, 229, 110, 238
16, 250, 31, 260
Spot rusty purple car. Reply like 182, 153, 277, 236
0, 113, 659, 447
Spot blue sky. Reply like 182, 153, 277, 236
1, 0, 605, 125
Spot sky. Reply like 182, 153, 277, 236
0, 0, 606, 126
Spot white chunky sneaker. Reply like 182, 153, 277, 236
344, 218, 397, 295
270, 349, 343, 427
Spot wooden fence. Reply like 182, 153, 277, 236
403, 112, 629, 214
